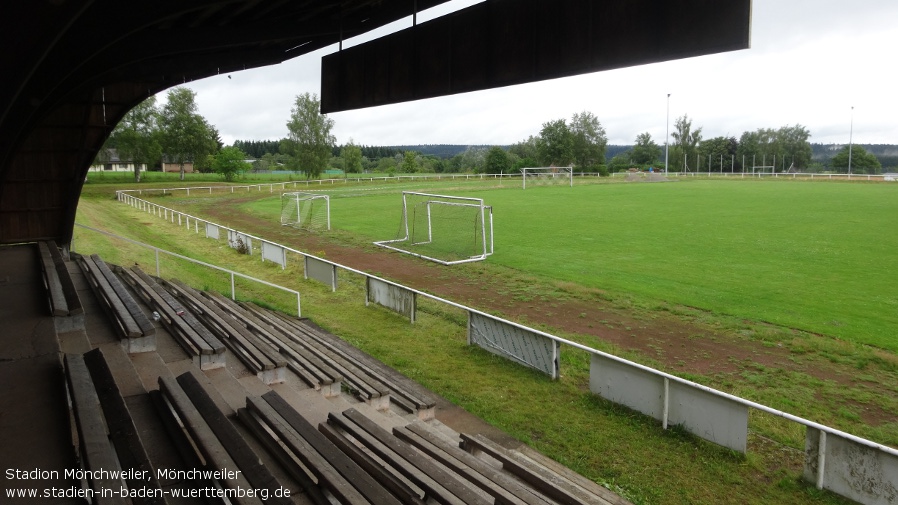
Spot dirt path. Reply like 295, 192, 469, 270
200, 198, 895, 428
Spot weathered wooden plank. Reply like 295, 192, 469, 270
175, 372, 293, 505
318, 421, 426, 505
38, 241, 68, 315
78, 254, 142, 338
64, 353, 129, 505
90, 255, 154, 336
157, 375, 262, 505
262, 391, 402, 505
82, 348, 167, 505
461, 433, 618, 505
245, 395, 373, 505
398, 422, 550, 505
332, 409, 490, 505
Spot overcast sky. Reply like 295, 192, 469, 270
178, 0, 898, 148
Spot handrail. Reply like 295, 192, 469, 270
73, 223, 301, 317
110, 190, 898, 459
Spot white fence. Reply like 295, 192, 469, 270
113, 187, 897, 505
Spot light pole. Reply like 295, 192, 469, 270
664, 93, 670, 174
848, 106, 854, 175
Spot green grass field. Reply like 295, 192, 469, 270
74, 176, 898, 504
241, 178, 898, 352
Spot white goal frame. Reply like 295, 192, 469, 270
280, 192, 330, 231
374, 191, 494, 265
521, 166, 573, 189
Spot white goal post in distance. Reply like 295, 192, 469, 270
521, 166, 573, 189
374, 191, 494, 265
280, 192, 330, 231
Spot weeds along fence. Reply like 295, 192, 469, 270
111, 188, 897, 505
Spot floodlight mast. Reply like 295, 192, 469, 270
665, 93, 670, 174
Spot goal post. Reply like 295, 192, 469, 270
374, 191, 493, 265
521, 166, 573, 189
280, 192, 330, 231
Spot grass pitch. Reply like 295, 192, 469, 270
242, 178, 898, 352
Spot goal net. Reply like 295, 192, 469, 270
374, 191, 493, 265
280, 192, 330, 231
521, 166, 573, 189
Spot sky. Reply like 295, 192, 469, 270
177, 0, 898, 148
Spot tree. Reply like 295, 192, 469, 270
484, 146, 511, 174
670, 114, 702, 172
537, 119, 573, 166
776, 124, 813, 170
341, 139, 363, 174
569, 111, 607, 171
158, 87, 217, 180
103, 96, 162, 182
212, 146, 251, 181
831, 145, 881, 174
400, 151, 418, 173
698, 136, 737, 172
283, 93, 335, 179
629, 132, 662, 166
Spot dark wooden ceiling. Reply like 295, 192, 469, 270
0, 0, 451, 245
0, 0, 750, 246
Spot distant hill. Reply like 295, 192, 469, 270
387, 145, 495, 158
811, 143, 898, 169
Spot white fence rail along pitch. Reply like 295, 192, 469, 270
112, 186, 898, 505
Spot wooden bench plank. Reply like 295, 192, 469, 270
262, 308, 432, 415
175, 372, 293, 505
238, 303, 388, 403
237, 406, 333, 505
203, 292, 343, 390
47, 240, 83, 315
117, 266, 207, 356
90, 255, 155, 336
77, 254, 143, 338
460, 433, 618, 505
243, 395, 376, 505
38, 241, 69, 316
128, 267, 223, 354
157, 375, 263, 505
331, 409, 491, 505
296, 316, 437, 409
317, 422, 427, 505
63, 353, 129, 505
82, 348, 168, 505
161, 280, 285, 384
397, 422, 551, 505
261, 391, 403, 505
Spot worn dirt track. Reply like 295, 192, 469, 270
200, 196, 895, 428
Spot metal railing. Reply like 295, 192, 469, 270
109, 183, 897, 505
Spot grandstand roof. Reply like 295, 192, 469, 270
0, 0, 750, 246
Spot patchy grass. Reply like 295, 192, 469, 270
72, 188, 870, 505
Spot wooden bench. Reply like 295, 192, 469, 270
292, 315, 437, 419
76, 254, 156, 352
327, 408, 492, 505
155, 371, 293, 505
158, 279, 287, 384
241, 303, 389, 409
245, 303, 439, 417
197, 290, 343, 395
239, 390, 404, 505
38, 240, 83, 317
394, 421, 551, 505
460, 433, 629, 505
116, 266, 225, 370
64, 349, 167, 505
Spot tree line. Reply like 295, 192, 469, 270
98, 88, 886, 183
